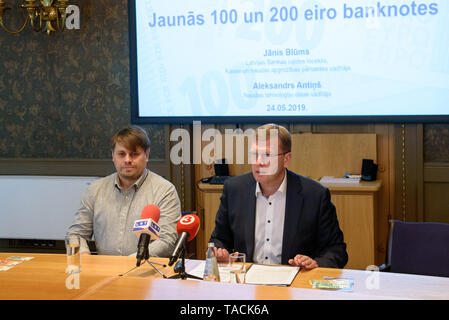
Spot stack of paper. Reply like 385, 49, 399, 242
187, 261, 231, 282
309, 277, 354, 291
320, 176, 361, 184
245, 264, 299, 286
0, 256, 34, 272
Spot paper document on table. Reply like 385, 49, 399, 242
187, 261, 231, 282
245, 264, 300, 286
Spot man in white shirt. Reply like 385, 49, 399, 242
66, 126, 181, 257
209, 124, 348, 269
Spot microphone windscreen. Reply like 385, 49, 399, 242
176, 214, 200, 242
140, 204, 160, 222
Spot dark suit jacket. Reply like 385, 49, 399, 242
209, 170, 348, 268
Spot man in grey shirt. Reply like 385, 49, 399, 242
66, 126, 181, 257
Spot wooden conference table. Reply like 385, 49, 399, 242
1, 253, 448, 300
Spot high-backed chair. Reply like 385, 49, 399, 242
381, 220, 449, 277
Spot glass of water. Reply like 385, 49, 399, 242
228, 252, 246, 284
65, 235, 81, 274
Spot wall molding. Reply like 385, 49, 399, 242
424, 166, 449, 183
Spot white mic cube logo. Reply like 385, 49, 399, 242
135, 220, 149, 228
150, 220, 161, 233
132, 218, 160, 239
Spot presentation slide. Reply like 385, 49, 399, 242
130, 0, 449, 121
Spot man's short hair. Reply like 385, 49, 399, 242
256, 123, 291, 153
110, 126, 150, 152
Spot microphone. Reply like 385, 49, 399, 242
133, 204, 161, 267
168, 214, 200, 266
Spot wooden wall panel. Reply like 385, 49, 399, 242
424, 183, 449, 223
397, 124, 449, 225
290, 133, 377, 179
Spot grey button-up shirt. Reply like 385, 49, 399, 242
66, 169, 181, 257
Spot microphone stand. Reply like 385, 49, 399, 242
168, 243, 202, 280
141, 246, 168, 279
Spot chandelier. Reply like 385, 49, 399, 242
0, 0, 69, 35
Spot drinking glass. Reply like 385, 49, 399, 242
228, 252, 246, 284
65, 235, 81, 274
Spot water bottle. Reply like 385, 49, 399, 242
203, 242, 220, 281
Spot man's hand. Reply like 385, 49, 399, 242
288, 254, 318, 270
214, 247, 231, 263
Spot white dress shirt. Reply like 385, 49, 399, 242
253, 171, 287, 264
